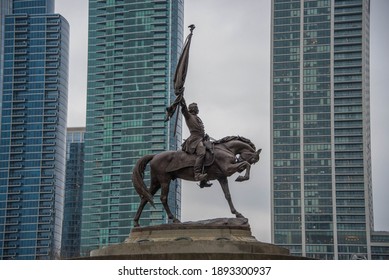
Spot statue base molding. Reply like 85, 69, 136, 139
84, 218, 307, 260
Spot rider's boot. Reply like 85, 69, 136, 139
194, 154, 207, 181
199, 180, 212, 188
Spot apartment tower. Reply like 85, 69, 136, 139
80, 0, 184, 255
271, 0, 372, 259
61, 127, 85, 258
0, 0, 69, 259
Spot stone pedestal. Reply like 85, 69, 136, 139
87, 218, 305, 260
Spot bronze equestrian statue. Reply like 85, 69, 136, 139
131, 25, 261, 227
132, 135, 261, 227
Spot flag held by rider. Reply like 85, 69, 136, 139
165, 24, 195, 127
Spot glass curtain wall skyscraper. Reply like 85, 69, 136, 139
61, 127, 85, 259
81, 0, 184, 255
271, 0, 372, 259
0, 0, 69, 259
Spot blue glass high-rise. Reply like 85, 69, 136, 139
271, 0, 373, 259
61, 127, 85, 259
0, 0, 69, 259
80, 0, 184, 255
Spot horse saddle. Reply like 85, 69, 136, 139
166, 149, 215, 173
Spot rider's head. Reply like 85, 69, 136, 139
188, 103, 199, 114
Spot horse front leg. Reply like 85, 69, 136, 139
218, 177, 245, 219
236, 163, 251, 182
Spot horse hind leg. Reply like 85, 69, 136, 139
133, 179, 160, 227
133, 198, 147, 227
160, 182, 180, 223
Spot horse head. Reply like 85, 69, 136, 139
241, 148, 262, 165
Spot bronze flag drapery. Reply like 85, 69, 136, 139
165, 24, 195, 130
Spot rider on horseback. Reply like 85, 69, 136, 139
181, 97, 211, 187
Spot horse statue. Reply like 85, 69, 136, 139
132, 136, 261, 227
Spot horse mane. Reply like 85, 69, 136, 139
213, 136, 256, 150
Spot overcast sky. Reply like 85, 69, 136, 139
55, 0, 389, 242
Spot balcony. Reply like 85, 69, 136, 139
37, 233, 50, 240
46, 41, 60, 47
11, 141, 24, 148
10, 134, 24, 140
11, 126, 25, 132
13, 98, 26, 104
44, 112, 58, 118
14, 57, 27, 63
13, 104, 26, 109
14, 71, 27, 76
15, 42, 27, 47
13, 85, 26, 91
7, 195, 21, 201
45, 74, 58, 79
45, 77, 59, 83
46, 57, 59, 63
15, 27, 28, 33
47, 20, 60, 26
3, 236, 18, 242
8, 174, 22, 180
3, 244, 18, 249
42, 148, 55, 154
9, 164, 23, 170
40, 181, 54, 187
37, 226, 51, 232
5, 219, 20, 225
8, 182, 22, 188
45, 85, 58, 90
12, 120, 25, 125
14, 49, 27, 54
45, 105, 58, 110
15, 35, 28, 40
42, 156, 55, 160
47, 27, 60, 33
43, 118, 58, 125
7, 205, 20, 210
40, 187, 54, 193
46, 49, 59, 55
47, 34, 60, 40
42, 141, 56, 147
39, 195, 54, 202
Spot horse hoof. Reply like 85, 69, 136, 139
235, 176, 247, 182
236, 213, 245, 219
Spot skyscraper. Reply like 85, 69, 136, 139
0, 0, 69, 259
61, 127, 85, 259
80, 0, 184, 255
271, 0, 373, 259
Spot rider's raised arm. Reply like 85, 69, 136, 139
180, 97, 190, 119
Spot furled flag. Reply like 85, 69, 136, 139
165, 24, 195, 130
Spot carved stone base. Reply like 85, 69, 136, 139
87, 218, 306, 260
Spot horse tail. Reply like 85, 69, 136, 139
132, 154, 156, 208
